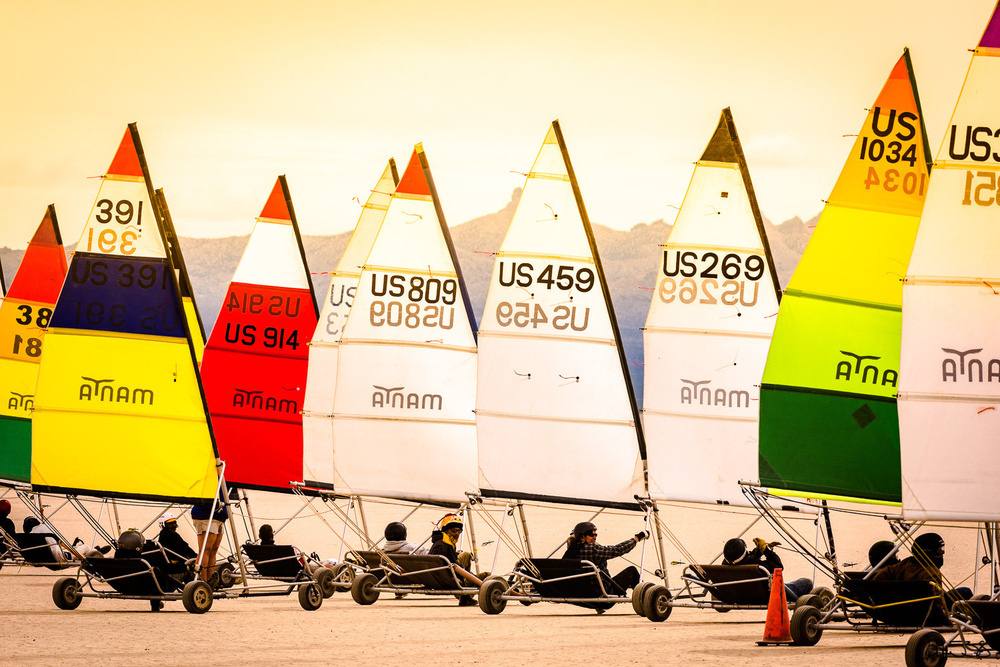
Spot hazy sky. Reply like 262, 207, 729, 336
0, 1, 994, 253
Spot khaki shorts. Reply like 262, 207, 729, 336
193, 518, 225, 535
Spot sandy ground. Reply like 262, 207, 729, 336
0, 490, 990, 666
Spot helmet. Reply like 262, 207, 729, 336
158, 512, 177, 528
914, 532, 945, 557
384, 522, 407, 541
118, 529, 144, 552
439, 514, 463, 532
868, 540, 898, 568
723, 538, 748, 564
0, 499, 10, 515
573, 522, 597, 538
22, 516, 40, 533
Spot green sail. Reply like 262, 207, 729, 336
758, 50, 931, 503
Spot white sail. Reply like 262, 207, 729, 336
643, 109, 781, 506
900, 13, 1000, 521
476, 121, 644, 508
302, 160, 398, 487
329, 146, 478, 503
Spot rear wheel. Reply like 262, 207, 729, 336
794, 593, 822, 610
790, 605, 823, 646
314, 567, 337, 598
808, 586, 835, 608
298, 582, 323, 611
52, 577, 82, 610
182, 580, 213, 614
905, 629, 948, 667
643, 585, 672, 622
479, 578, 508, 615
632, 582, 653, 616
217, 563, 237, 588
351, 572, 380, 605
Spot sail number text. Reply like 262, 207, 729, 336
498, 262, 594, 292
86, 199, 143, 255
658, 251, 763, 307
495, 302, 590, 331
8, 305, 51, 358
962, 170, 1000, 206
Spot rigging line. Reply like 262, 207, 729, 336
744, 487, 838, 581
470, 502, 530, 565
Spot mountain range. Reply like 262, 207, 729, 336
0, 188, 815, 405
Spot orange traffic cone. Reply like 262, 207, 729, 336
757, 567, 793, 646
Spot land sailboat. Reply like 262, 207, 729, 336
328, 145, 478, 505
200, 176, 318, 492
32, 124, 218, 503
0, 206, 67, 485
643, 107, 781, 507
302, 160, 398, 489
759, 49, 932, 505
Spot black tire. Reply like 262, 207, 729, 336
182, 580, 214, 614
794, 593, 822, 610
632, 582, 654, 616
52, 577, 82, 610
350, 572, 380, 605
331, 562, 354, 588
644, 585, 672, 622
905, 629, 948, 667
298, 582, 323, 611
790, 605, 823, 646
217, 562, 237, 588
809, 586, 835, 608
479, 578, 508, 615
314, 567, 337, 598
150, 599, 164, 612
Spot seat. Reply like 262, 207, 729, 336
81, 556, 185, 596
356, 551, 467, 591
13, 533, 69, 570
839, 572, 947, 626
966, 600, 1000, 651
242, 544, 307, 581
515, 558, 616, 610
683, 564, 772, 605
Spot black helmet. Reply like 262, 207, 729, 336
723, 538, 747, 564
118, 529, 144, 552
868, 540, 898, 568
384, 522, 407, 541
914, 532, 945, 557
22, 516, 40, 533
573, 522, 597, 538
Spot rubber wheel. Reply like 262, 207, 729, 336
182, 580, 214, 614
217, 563, 237, 588
643, 585, 672, 622
479, 577, 508, 615
794, 593, 822, 610
150, 599, 164, 612
331, 562, 354, 587
790, 605, 823, 646
298, 582, 323, 611
808, 585, 835, 608
632, 582, 654, 616
314, 567, 336, 598
351, 572, 380, 605
905, 629, 948, 667
52, 577, 82, 610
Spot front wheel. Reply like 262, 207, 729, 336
314, 567, 337, 598
182, 580, 214, 614
479, 578, 508, 615
905, 629, 948, 667
808, 586, 835, 609
217, 562, 237, 588
632, 582, 653, 616
298, 582, 323, 611
52, 577, 82, 610
790, 605, 823, 646
351, 572, 380, 605
644, 585, 672, 622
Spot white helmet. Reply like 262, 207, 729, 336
158, 512, 177, 528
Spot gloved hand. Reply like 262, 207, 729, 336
753, 537, 780, 551
635, 531, 649, 541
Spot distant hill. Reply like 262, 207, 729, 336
0, 189, 814, 405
